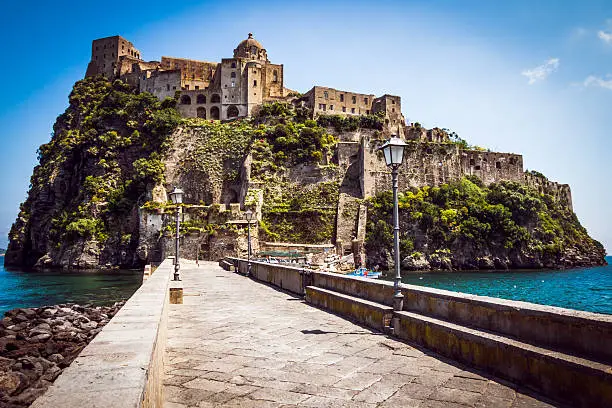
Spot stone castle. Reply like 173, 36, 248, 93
85, 33, 573, 262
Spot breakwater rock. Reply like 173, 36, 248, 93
0, 302, 124, 407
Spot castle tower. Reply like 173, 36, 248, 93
233, 33, 269, 62
85, 36, 142, 79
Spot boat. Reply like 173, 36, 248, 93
346, 267, 382, 279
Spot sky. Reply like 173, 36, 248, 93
0, 0, 611, 252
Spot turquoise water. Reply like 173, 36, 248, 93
0, 257, 143, 316
391, 256, 612, 315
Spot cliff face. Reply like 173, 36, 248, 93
6, 77, 181, 268
365, 178, 607, 271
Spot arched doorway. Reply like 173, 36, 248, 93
227, 105, 239, 118
180, 94, 191, 105
197, 107, 206, 119
210, 106, 220, 120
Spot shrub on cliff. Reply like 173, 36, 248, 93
7, 76, 182, 267
365, 177, 606, 269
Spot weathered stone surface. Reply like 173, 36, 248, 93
163, 261, 554, 407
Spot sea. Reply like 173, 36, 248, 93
0, 257, 143, 316
0, 256, 610, 316
393, 256, 612, 315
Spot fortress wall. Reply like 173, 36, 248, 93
308, 86, 375, 116
140, 70, 181, 101
263, 63, 284, 99
460, 150, 524, 185
525, 173, 573, 209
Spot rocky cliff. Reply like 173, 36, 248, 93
365, 177, 607, 270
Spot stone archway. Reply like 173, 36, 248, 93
227, 105, 239, 119
180, 94, 191, 105
210, 106, 220, 120
211, 94, 221, 103
197, 107, 206, 119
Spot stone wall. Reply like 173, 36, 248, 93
525, 172, 573, 209
31, 259, 172, 408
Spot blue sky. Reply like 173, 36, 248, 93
1, 0, 611, 252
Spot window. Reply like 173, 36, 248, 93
351, 108, 355, 113
319, 104, 326, 111
392, 108, 395, 112
253, 80, 257, 87
352, 96, 356, 104
196, 94, 206, 104
231, 81, 235, 87
366, 110, 369, 114
231, 62, 236, 68
231, 72, 236, 78
273, 70, 278, 82
392, 100, 396, 104
330, 105, 334, 110
172, 86, 177, 90
342, 107, 346, 112
104, 54, 106, 58
364, 97, 368, 104
340, 94, 344, 102
496, 162, 502, 169
185, 85, 190, 90
142, 74, 147, 80
475, 165, 481, 170
469, 158, 475, 166
180, 95, 192, 105
167, 84, 170, 91
211, 94, 221, 103
96, 56, 98, 60
324, 91, 329, 99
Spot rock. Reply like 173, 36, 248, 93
0, 371, 28, 396
27, 333, 51, 343
28, 324, 51, 338
0, 356, 14, 371
401, 253, 430, 270
477, 256, 495, 269
41, 366, 61, 382
12, 386, 48, 405
80, 321, 98, 331
46, 354, 64, 364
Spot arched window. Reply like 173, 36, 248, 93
180, 95, 192, 105
231, 72, 236, 78
324, 91, 329, 100
227, 105, 239, 118
211, 94, 221, 103
197, 107, 206, 119
196, 94, 206, 104
231, 62, 236, 68
210, 106, 220, 120
273, 70, 278, 82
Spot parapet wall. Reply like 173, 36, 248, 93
32, 259, 173, 408
226, 258, 612, 363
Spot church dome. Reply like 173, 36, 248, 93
234, 33, 268, 61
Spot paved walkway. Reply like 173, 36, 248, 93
164, 261, 559, 408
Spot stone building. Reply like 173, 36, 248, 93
86, 33, 287, 121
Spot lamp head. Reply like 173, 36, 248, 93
245, 209, 253, 222
169, 187, 184, 204
379, 136, 408, 167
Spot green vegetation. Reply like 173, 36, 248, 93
317, 113, 384, 132
12, 76, 182, 260
366, 177, 605, 267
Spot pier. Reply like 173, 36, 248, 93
31, 259, 612, 407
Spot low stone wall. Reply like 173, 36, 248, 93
227, 258, 308, 295
226, 258, 612, 363
31, 259, 173, 408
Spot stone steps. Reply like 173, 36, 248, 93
304, 284, 612, 407
304, 286, 393, 332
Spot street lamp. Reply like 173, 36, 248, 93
379, 136, 407, 311
169, 187, 184, 281
245, 209, 254, 276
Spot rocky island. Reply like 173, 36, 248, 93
5, 34, 607, 271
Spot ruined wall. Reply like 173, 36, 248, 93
160, 57, 218, 90
85, 36, 141, 79
139, 70, 181, 101
372, 94, 405, 132
305, 86, 375, 116
263, 63, 284, 99
362, 139, 525, 197
525, 173, 573, 209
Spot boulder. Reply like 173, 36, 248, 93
0, 371, 28, 396
401, 253, 430, 270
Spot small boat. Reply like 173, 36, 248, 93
347, 267, 382, 279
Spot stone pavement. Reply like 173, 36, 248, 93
164, 261, 560, 408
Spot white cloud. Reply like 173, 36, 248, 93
521, 58, 560, 84
583, 75, 612, 90
598, 30, 612, 43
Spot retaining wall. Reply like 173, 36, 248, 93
31, 259, 173, 408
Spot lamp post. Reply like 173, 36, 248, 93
169, 187, 184, 281
245, 209, 254, 276
379, 136, 408, 311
